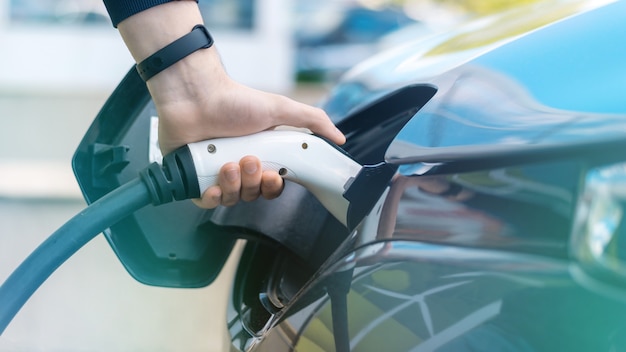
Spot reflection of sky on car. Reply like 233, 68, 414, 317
473, 0, 626, 115
391, 63, 626, 154
328, 0, 626, 141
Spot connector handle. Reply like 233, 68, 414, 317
186, 131, 362, 226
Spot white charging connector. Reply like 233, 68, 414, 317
186, 130, 362, 226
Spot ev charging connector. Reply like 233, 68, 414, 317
0, 130, 396, 334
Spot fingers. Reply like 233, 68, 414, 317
304, 105, 346, 146
194, 156, 284, 209
276, 96, 346, 146
192, 186, 221, 209
261, 170, 284, 199
219, 161, 249, 206
192, 161, 240, 208
240, 156, 262, 202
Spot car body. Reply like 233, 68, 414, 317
65, 0, 626, 351
227, 1, 626, 350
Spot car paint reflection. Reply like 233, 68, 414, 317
273, 241, 626, 352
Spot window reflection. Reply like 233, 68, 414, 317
199, 0, 254, 30
8, 0, 255, 29
9, 0, 110, 25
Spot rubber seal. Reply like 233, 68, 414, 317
136, 24, 214, 82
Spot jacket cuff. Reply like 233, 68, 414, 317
103, 0, 198, 28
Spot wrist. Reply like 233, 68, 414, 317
146, 46, 230, 110
118, 1, 204, 63
135, 24, 214, 81
117, 1, 229, 107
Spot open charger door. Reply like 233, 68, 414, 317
72, 68, 236, 288
72, 65, 438, 288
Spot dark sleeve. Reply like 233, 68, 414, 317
103, 0, 198, 28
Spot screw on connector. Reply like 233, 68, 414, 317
207, 144, 216, 153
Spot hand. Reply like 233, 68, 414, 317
152, 68, 345, 209
117, 2, 345, 208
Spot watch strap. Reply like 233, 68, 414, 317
136, 24, 214, 82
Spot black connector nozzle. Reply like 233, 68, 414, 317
140, 146, 201, 205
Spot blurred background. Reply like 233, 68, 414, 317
0, 0, 533, 350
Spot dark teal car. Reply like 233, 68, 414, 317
230, 1, 626, 350
2, 0, 626, 350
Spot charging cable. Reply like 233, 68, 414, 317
0, 130, 373, 335
0, 145, 202, 334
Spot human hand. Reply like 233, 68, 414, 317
117, 2, 345, 208
151, 69, 345, 209
154, 64, 346, 208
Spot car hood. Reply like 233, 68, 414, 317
323, 0, 626, 165
314, 0, 626, 260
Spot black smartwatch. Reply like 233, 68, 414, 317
136, 24, 214, 82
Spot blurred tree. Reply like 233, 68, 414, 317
442, 0, 541, 15
357, 0, 542, 16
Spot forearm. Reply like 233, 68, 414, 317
103, 0, 343, 207
117, 1, 204, 63
107, 0, 344, 157
116, 2, 228, 116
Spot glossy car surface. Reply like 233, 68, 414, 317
226, 1, 626, 351
68, 1, 626, 351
